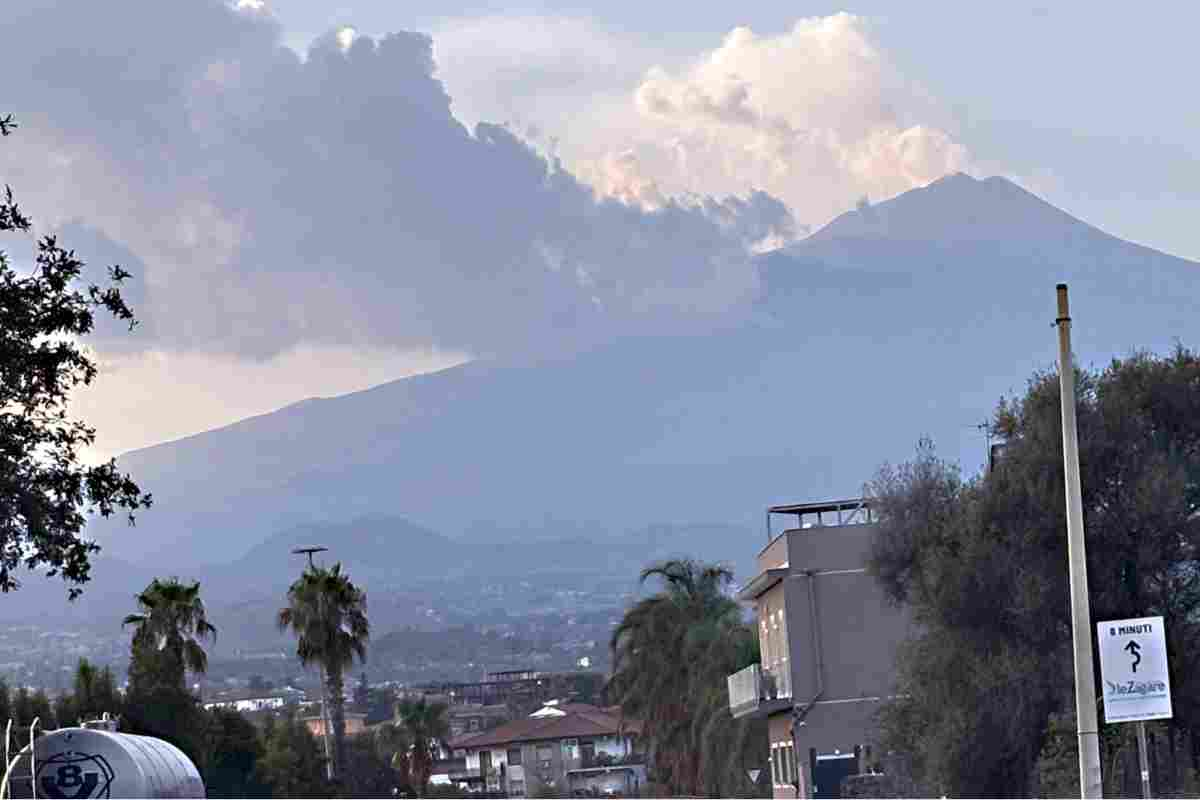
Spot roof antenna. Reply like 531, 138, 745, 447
292, 545, 328, 569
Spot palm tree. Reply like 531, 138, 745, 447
122, 578, 216, 692
278, 562, 369, 780
606, 558, 757, 797
395, 697, 450, 797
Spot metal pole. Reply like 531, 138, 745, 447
1136, 722, 1151, 798
320, 664, 334, 780
29, 718, 38, 800
1055, 284, 1103, 799
317, 580, 334, 781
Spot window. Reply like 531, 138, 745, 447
507, 747, 522, 766
778, 614, 791, 697
537, 744, 554, 770
561, 737, 578, 757
469, 718, 480, 731
771, 743, 796, 787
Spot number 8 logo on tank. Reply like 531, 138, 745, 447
36, 752, 115, 799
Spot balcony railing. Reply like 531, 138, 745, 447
727, 663, 791, 719
728, 663, 761, 718
572, 753, 646, 770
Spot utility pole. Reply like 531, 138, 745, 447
1055, 284, 1103, 798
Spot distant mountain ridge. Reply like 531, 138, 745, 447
808, 173, 1098, 244
13, 514, 756, 656
87, 173, 1200, 588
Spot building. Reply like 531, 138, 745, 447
727, 499, 913, 799
415, 668, 602, 716
452, 701, 644, 797
417, 668, 554, 711
446, 702, 511, 737
304, 711, 368, 739
201, 688, 303, 713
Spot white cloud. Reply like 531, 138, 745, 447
430, 16, 656, 133
613, 14, 973, 225
430, 13, 974, 229
336, 25, 357, 51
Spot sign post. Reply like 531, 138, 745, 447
1135, 722, 1151, 799
1096, 616, 1173, 798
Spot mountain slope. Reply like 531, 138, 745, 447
91, 174, 1200, 574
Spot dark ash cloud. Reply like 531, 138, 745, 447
1, 1, 793, 360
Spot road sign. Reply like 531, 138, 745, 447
747, 769, 761, 784
1096, 616, 1173, 723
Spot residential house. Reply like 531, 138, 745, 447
453, 701, 644, 797
727, 499, 913, 799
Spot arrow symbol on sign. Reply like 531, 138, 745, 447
1125, 640, 1142, 673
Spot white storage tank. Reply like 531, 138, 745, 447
4, 727, 205, 799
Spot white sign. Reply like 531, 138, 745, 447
1096, 616, 1173, 723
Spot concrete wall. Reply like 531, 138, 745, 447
784, 523, 876, 573
759, 532, 789, 570
785, 569, 910, 704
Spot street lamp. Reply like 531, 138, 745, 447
291, 545, 334, 780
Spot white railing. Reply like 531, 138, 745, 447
727, 662, 795, 719
727, 664, 762, 718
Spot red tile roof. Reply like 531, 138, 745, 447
447, 730, 490, 750
456, 705, 639, 750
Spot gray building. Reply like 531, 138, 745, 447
728, 499, 912, 799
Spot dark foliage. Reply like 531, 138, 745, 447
203, 707, 270, 798
342, 732, 405, 798
0, 114, 151, 598
606, 558, 766, 797
869, 349, 1200, 796
121, 578, 217, 768
53, 658, 123, 727
257, 709, 334, 798
396, 696, 450, 797
278, 562, 369, 781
